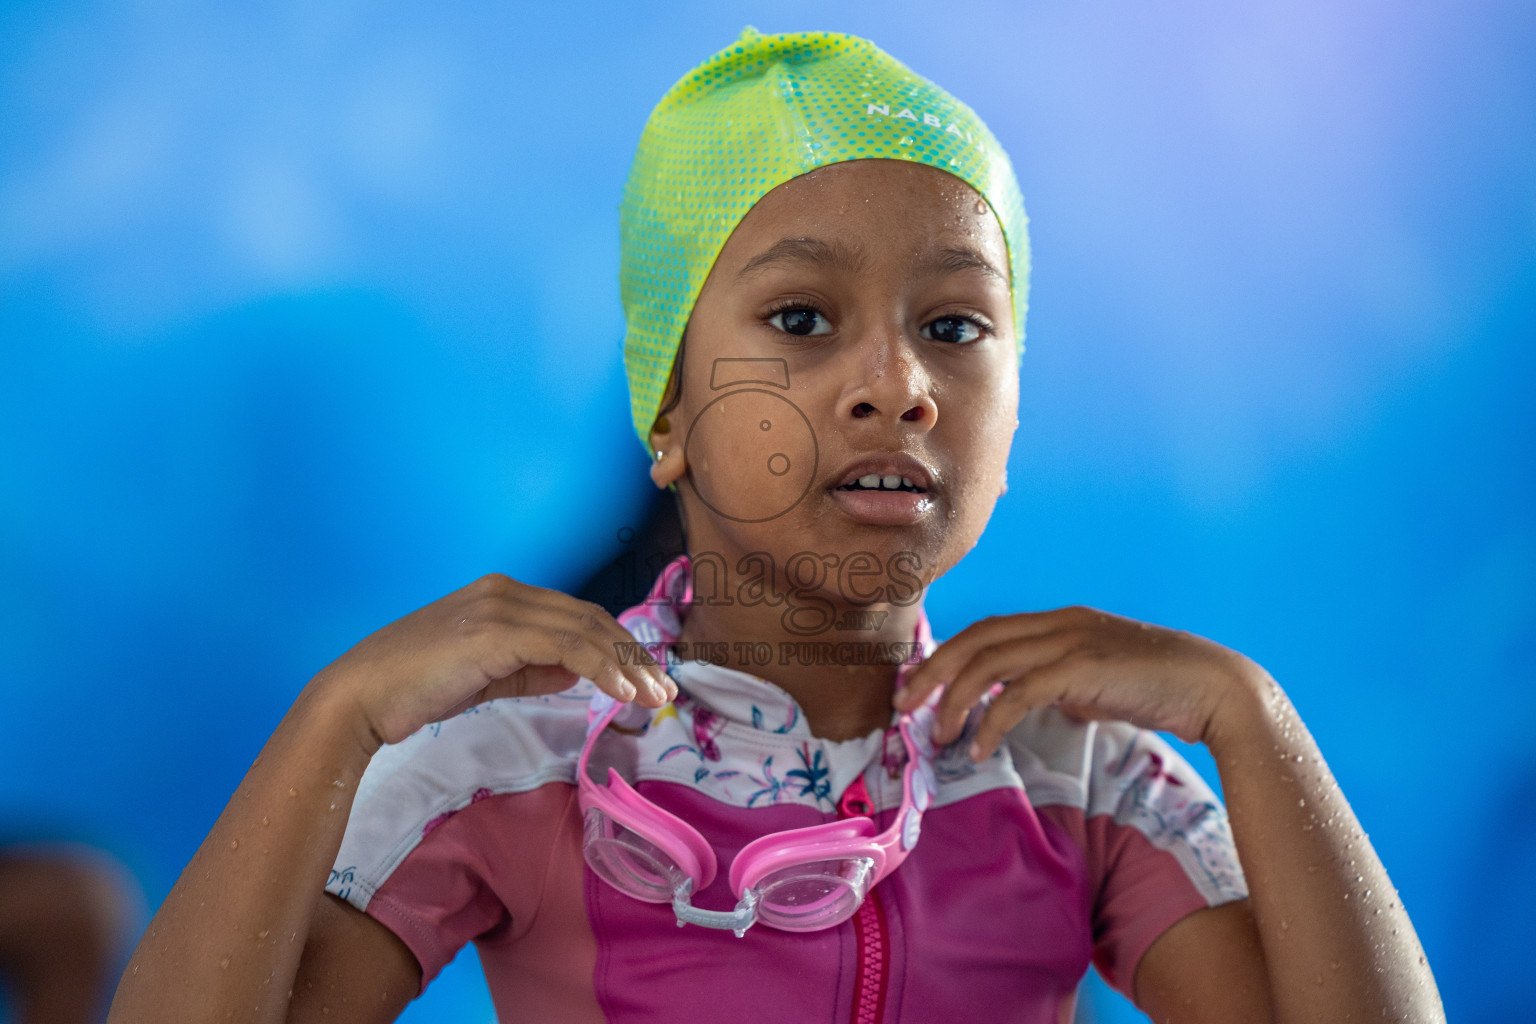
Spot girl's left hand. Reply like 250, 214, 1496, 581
892, 606, 1260, 760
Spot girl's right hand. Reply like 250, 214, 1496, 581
318, 573, 674, 749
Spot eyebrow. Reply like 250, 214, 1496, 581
736, 237, 1005, 285
916, 246, 1007, 283
736, 237, 867, 280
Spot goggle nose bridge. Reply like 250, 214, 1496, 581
670, 876, 761, 938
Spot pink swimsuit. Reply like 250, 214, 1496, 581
327, 560, 1247, 1023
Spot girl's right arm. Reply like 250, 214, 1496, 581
106, 572, 674, 1024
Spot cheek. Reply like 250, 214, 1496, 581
963, 376, 1018, 456
681, 388, 820, 524
951, 380, 1017, 508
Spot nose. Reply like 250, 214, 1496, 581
840, 328, 939, 432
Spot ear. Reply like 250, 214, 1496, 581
649, 416, 687, 489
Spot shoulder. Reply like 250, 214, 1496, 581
1006, 708, 1247, 906
329, 684, 593, 908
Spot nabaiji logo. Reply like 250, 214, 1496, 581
865, 103, 978, 146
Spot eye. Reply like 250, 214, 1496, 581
768, 306, 832, 336
922, 315, 985, 344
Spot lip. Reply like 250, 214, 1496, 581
827, 453, 939, 526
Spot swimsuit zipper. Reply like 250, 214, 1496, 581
850, 882, 890, 1024
840, 775, 890, 1024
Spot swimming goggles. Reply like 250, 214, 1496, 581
577, 685, 939, 937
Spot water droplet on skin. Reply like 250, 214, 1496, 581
332, 779, 346, 789
219, 955, 232, 970
258, 930, 269, 939
132, 965, 140, 975
261, 816, 270, 827
288, 787, 298, 798
229, 839, 239, 851
974, 199, 987, 214
329, 802, 337, 811
1297, 798, 1306, 807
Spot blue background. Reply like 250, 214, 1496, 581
2, 2, 1531, 1021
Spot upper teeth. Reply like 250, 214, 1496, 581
854, 474, 916, 490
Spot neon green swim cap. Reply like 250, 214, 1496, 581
620, 26, 1030, 452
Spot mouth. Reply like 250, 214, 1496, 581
828, 455, 938, 526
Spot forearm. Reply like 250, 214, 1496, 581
1206, 664, 1444, 1024
109, 671, 380, 1024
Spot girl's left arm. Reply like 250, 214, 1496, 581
893, 607, 1446, 1024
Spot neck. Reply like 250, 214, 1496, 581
675, 594, 922, 742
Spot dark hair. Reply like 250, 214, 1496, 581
574, 328, 693, 615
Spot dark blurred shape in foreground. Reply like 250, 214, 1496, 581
0, 846, 142, 1024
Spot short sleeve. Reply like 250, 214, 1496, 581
323, 696, 589, 989
1079, 723, 1249, 1001
356, 796, 510, 985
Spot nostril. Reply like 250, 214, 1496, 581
901, 406, 926, 422
852, 402, 876, 418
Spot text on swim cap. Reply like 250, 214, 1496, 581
866, 104, 976, 146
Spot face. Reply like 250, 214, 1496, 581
650, 158, 1019, 600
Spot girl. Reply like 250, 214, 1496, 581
108, 28, 1445, 1024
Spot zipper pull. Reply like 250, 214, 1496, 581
838, 774, 874, 819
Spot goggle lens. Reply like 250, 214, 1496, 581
754, 857, 875, 932
582, 807, 682, 902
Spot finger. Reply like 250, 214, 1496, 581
431, 665, 583, 722
493, 664, 582, 699
497, 623, 645, 704
894, 609, 1074, 711
490, 599, 671, 705
967, 659, 1082, 761
932, 631, 1079, 745
459, 575, 670, 701
539, 594, 677, 702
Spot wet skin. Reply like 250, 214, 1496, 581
649, 158, 1019, 741
108, 158, 1446, 1024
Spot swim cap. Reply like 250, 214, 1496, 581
620, 27, 1030, 453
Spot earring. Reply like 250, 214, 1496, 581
655, 449, 665, 461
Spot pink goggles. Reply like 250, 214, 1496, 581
577, 684, 939, 937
